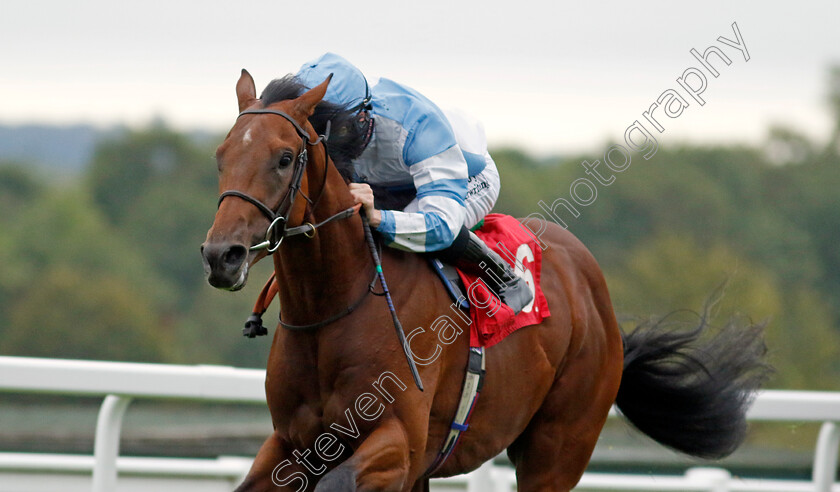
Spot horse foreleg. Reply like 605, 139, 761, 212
236, 431, 309, 492
315, 418, 412, 492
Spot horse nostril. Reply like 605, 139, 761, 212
223, 245, 247, 270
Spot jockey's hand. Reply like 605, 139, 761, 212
348, 183, 382, 228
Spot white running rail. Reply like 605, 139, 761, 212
0, 356, 838, 492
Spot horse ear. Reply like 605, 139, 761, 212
295, 74, 332, 118
236, 69, 257, 112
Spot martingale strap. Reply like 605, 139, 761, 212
424, 347, 486, 476
242, 274, 279, 338
242, 267, 380, 337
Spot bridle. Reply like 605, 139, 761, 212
215, 106, 425, 390
217, 108, 357, 253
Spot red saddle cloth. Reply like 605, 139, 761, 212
457, 214, 550, 348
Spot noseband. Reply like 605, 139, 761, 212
217, 109, 342, 253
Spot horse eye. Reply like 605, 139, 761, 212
278, 153, 293, 168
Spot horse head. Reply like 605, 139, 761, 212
201, 69, 331, 290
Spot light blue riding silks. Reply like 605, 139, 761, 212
297, 53, 489, 252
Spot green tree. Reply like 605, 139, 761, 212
87, 122, 218, 225
3, 266, 172, 362
0, 163, 45, 222
122, 179, 217, 306
86, 123, 221, 307
0, 186, 174, 362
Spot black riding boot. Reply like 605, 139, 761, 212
436, 226, 534, 314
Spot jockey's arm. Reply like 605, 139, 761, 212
354, 135, 468, 253
376, 181, 466, 252
351, 115, 470, 253
348, 179, 466, 253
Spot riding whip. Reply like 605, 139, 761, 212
361, 213, 425, 392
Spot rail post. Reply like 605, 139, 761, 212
91, 395, 132, 492
467, 460, 507, 492
685, 467, 731, 492
813, 421, 839, 492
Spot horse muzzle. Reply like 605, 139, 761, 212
201, 241, 250, 291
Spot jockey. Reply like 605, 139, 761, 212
297, 53, 533, 314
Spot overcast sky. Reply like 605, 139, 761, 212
2, 0, 838, 154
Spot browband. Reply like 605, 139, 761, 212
238, 109, 319, 144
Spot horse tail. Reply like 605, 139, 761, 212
614, 311, 772, 459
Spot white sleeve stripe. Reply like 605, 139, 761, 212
410, 145, 470, 189
391, 211, 429, 235
383, 195, 465, 252
417, 195, 465, 238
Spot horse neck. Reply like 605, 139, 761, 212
272, 154, 373, 324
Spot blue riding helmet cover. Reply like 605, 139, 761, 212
297, 52, 369, 108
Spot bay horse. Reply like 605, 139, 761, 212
201, 70, 769, 492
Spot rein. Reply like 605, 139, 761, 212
244, 267, 381, 336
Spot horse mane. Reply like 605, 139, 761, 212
260, 75, 366, 181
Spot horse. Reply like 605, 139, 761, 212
201, 70, 770, 492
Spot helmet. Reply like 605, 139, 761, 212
297, 53, 370, 110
